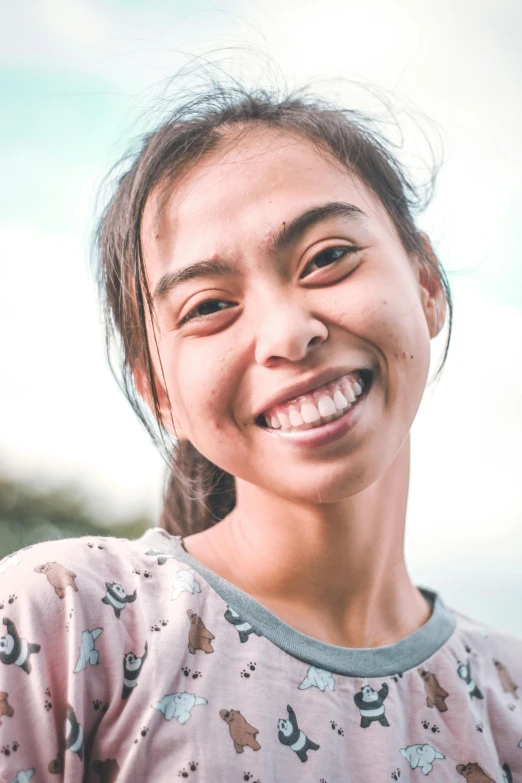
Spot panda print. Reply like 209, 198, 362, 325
277, 704, 320, 762
456, 659, 484, 700
224, 605, 263, 643
122, 641, 148, 699
101, 582, 137, 619
65, 703, 84, 761
0, 618, 40, 675
353, 683, 390, 728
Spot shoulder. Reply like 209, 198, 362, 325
452, 606, 522, 673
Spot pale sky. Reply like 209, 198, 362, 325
1, 0, 521, 632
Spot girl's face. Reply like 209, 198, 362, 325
140, 129, 444, 504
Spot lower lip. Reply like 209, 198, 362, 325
257, 381, 371, 449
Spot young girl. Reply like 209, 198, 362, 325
1, 80, 521, 783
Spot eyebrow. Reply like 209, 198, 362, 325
152, 201, 366, 304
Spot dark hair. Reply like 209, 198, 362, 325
93, 68, 452, 538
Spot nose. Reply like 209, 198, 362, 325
254, 293, 328, 365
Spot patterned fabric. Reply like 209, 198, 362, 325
0, 526, 521, 782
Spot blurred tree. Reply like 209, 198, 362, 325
0, 476, 153, 559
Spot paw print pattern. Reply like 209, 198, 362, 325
11, 741, 19, 752
507, 704, 516, 712
182, 667, 191, 676
151, 620, 169, 632
7, 594, 16, 605
392, 672, 404, 682
391, 769, 401, 780
191, 671, 202, 679
133, 726, 150, 743
243, 774, 260, 782
240, 662, 257, 678
133, 568, 141, 575
143, 570, 152, 579
178, 761, 199, 777
476, 721, 484, 732
420, 720, 440, 733
1, 745, 11, 757
45, 687, 51, 698
330, 720, 344, 736
93, 699, 102, 710
86, 542, 104, 550
44, 699, 52, 711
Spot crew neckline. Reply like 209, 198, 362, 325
139, 527, 457, 678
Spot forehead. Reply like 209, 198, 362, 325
141, 128, 391, 275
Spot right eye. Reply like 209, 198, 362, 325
180, 299, 236, 325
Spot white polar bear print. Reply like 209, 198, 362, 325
298, 665, 335, 692
400, 743, 445, 774
170, 569, 201, 601
74, 628, 104, 673
0, 552, 20, 575
153, 691, 208, 724
9, 770, 35, 783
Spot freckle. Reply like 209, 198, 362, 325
410, 355, 414, 359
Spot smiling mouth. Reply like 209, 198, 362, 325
255, 368, 373, 432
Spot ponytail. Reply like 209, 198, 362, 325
159, 441, 236, 536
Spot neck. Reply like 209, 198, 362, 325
182, 435, 432, 648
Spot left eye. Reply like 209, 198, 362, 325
302, 245, 358, 276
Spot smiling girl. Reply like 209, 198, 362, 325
1, 79, 521, 782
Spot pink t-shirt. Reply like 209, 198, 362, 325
0, 526, 521, 782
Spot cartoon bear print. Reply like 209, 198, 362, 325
145, 548, 179, 566
65, 703, 84, 761
171, 570, 201, 601
456, 660, 484, 700
456, 762, 495, 782
277, 704, 320, 762
224, 605, 262, 643
122, 641, 148, 699
34, 562, 78, 599
353, 683, 390, 728
298, 665, 335, 692
7, 768, 35, 782
153, 691, 208, 724
417, 667, 449, 712
493, 659, 519, 699
74, 628, 104, 673
187, 609, 215, 654
0, 618, 40, 674
48, 750, 64, 774
92, 757, 120, 782
0, 691, 14, 726
400, 743, 445, 774
101, 582, 137, 619
219, 708, 261, 753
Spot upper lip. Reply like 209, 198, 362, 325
253, 366, 366, 421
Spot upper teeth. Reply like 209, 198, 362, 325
263, 372, 365, 429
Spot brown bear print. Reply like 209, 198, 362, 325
92, 758, 120, 782
456, 762, 494, 782
417, 667, 449, 712
48, 750, 64, 774
0, 691, 14, 726
493, 659, 519, 699
187, 609, 215, 654
219, 708, 261, 753
34, 562, 78, 599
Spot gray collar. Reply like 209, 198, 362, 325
139, 527, 457, 678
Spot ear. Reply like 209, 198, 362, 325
132, 363, 187, 441
416, 232, 446, 339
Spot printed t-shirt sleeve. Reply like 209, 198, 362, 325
0, 536, 124, 782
